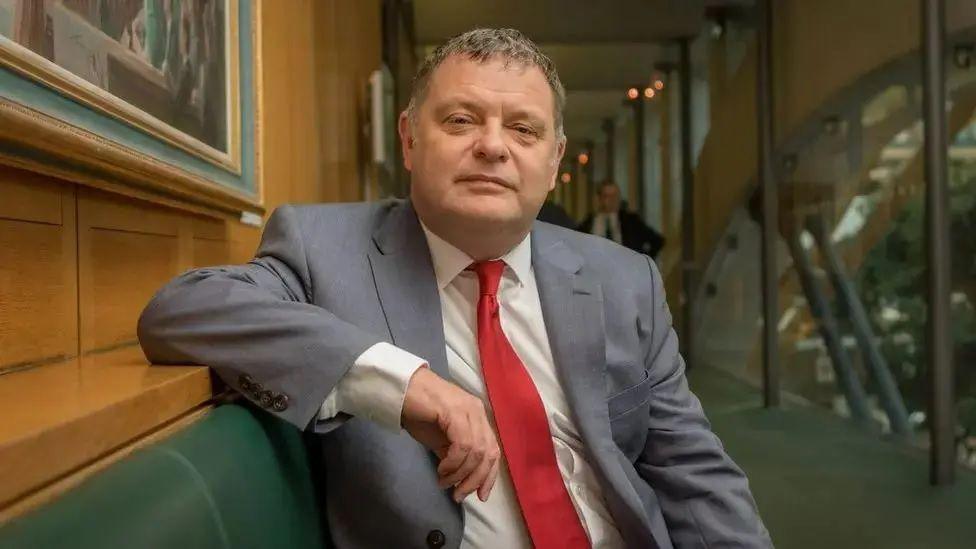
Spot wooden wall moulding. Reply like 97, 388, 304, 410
0, 0, 264, 219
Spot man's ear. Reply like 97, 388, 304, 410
548, 136, 567, 192
398, 111, 414, 172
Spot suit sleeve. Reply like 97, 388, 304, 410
137, 205, 384, 430
319, 342, 427, 432
634, 255, 772, 548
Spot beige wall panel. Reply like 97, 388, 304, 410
259, 0, 299, 212
77, 190, 181, 352
189, 215, 231, 267
0, 168, 62, 225
227, 223, 262, 264
191, 215, 228, 241
314, 0, 381, 204
260, 0, 327, 211
80, 190, 181, 237
86, 229, 179, 351
289, 0, 320, 205
193, 238, 231, 268
0, 184, 77, 370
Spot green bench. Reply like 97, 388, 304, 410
0, 405, 329, 549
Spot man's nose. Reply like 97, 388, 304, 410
472, 123, 509, 162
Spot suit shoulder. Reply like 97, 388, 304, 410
278, 199, 397, 222
536, 219, 650, 268
551, 223, 644, 259
267, 199, 404, 249
282, 199, 403, 228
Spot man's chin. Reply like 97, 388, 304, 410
446, 199, 523, 225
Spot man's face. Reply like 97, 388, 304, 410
400, 55, 565, 233
598, 184, 620, 214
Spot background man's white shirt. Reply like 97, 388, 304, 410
590, 213, 623, 244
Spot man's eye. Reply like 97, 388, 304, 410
513, 125, 537, 136
447, 116, 470, 124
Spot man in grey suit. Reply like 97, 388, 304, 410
139, 28, 770, 549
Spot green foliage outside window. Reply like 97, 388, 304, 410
857, 166, 976, 458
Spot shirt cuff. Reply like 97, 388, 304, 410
318, 342, 427, 432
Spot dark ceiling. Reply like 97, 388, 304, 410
411, 0, 754, 152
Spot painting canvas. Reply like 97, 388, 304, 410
0, 0, 258, 211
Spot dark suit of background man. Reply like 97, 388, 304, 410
138, 28, 770, 549
579, 181, 666, 259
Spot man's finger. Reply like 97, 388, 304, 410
439, 440, 483, 489
478, 459, 500, 502
436, 416, 475, 485
454, 451, 493, 502
453, 426, 496, 500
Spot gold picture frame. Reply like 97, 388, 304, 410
0, 0, 262, 217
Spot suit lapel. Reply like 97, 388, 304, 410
367, 201, 450, 380
531, 223, 662, 549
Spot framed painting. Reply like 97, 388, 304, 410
0, 0, 261, 216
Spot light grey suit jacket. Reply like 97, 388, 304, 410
138, 199, 771, 549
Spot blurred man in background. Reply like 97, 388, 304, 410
579, 180, 665, 259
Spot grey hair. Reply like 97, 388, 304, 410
406, 28, 566, 140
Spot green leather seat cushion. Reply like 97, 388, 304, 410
0, 404, 328, 549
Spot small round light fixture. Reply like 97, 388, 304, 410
627, 87, 639, 100
782, 154, 798, 174
560, 172, 572, 184
653, 79, 665, 91
710, 20, 725, 39
643, 88, 655, 99
578, 152, 589, 165
822, 116, 842, 136
954, 44, 974, 69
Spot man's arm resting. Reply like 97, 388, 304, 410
635, 256, 771, 548
137, 205, 384, 430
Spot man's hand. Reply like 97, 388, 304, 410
401, 366, 501, 503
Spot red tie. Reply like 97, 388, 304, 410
470, 260, 590, 549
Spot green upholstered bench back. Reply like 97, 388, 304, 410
0, 405, 328, 549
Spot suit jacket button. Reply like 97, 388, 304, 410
258, 390, 274, 408
248, 382, 263, 397
239, 374, 253, 392
272, 394, 289, 412
426, 529, 445, 548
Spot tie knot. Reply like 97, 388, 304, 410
469, 260, 506, 297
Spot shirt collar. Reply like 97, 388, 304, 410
419, 222, 532, 290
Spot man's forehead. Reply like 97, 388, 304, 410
427, 54, 552, 102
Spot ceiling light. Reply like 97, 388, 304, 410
560, 172, 572, 183
627, 88, 639, 100
653, 79, 665, 91
578, 153, 589, 165
643, 88, 655, 99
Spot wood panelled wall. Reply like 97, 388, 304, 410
0, 0, 382, 373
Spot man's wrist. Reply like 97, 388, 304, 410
327, 342, 427, 431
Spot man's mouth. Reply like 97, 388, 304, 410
456, 174, 513, 190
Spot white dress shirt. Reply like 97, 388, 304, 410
590, 213, 622, 244
320, 226, 624, 549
